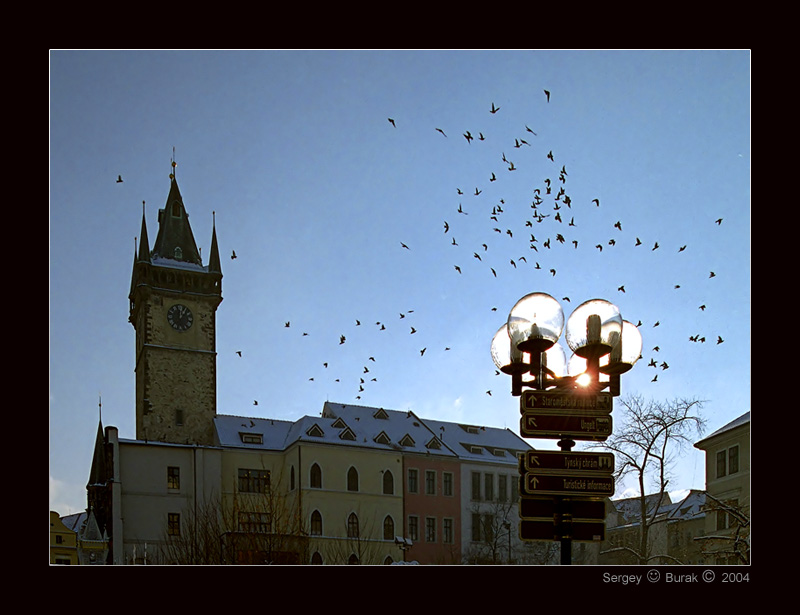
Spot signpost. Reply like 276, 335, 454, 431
523, 450, 614, 474
521, 390, 612, 413
520, 412, 612, 440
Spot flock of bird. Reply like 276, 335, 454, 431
183, 88, 729, 404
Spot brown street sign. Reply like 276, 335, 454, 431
519, 519, 605, 542
520, 412, 612, 441
520, 390, 613, 414
520, 473, 615, 497
523, 450, 615, 475
519, 496, 606, 522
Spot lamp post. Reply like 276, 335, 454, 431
491, 293, 641, 565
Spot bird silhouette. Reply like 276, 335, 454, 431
420, 348, 426, 356
388, 118, 396, 127
717, 336, 724, 344
454, 265, 462, 274
339, 335, 346, 345
709, 271, 716, 278
444, 221, 449, 233
231, 250, 237, 259
544, 89, 550, 102
635, 237, 642, 246
400, 242, 410, 250
526, 125, 537, 135
547, 151, 554, 161
618, 286, 625, 293
464, 131, 474, 143
254, 400, 259, 405
116, 175, 123, 183
285, 321, 290, 328
436, 127, 447, 137
716, 218, 723, 225
490, 102, 500, 114
236, 351, 242, 357
652, 242, 660, 250
550, 268, 556, 276
592, 199, 600, 207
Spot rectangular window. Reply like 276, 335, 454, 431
425, 517, 436, 543
238, 468, 270, 494
499, 474, 508, 502
175, 408, 184, 426
167, 513, 181, 536
238, 512, 271, 533
425, 470, 436, 495
484, 473, 494, 502
471, 472, 481, 501
408, 515, 419, 542
408, 468, 419, 493
471, 513, 482, 541
728, 445, 739, 475
443, 518, 454, 544
443, 472, 454, 497
716, 450, 727, 478
167, 466, 180, 490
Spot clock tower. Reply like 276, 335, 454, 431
129, 174, 222, 445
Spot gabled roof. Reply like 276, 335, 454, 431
695, 411, 750, 448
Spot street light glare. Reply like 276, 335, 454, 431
576, 373, 592, 387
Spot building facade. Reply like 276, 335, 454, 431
694, 411, 750, 564
85, 173, 542, 564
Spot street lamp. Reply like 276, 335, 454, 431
492, 292, 641, 565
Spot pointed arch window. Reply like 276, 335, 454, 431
310, 463, 322, 489
347, 466, 359, 492
383, 515, 395, 540
311, 510, 322, 536
347, 513, 359, 538
311, 551, 323, 565
383, 470, 394, 495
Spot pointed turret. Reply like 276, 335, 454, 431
208, 211, 222, 275
137, 201, 151, 263
151, 178, 202, 265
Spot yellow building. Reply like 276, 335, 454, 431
50, 511, 78, 565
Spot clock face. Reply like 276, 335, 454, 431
167, 304, 193, 331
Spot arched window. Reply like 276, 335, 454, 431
383, 470, 394, 495
383, 556, 394, 565
310, 463, 322, 488
383, 515, 394, 540
311, 510, 322, 536
347, 466, 359, 492
348, 553, 359, 565
311, 551, 323, 565
347, 513, 359, 538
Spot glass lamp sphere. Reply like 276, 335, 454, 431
506, 292, 564, 354
491, 324, 529, 375
600, 320, 643, 375
568, 353, 610, 385
543, 343, 568, 378
565, 299, 623, 360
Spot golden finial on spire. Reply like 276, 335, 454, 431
170, 147, 177, 180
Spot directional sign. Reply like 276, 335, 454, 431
520, 519, 605, 542
521, 390, 613, 414
520, 412, 612, 440
520, 496, 607, 522
523, 450, 615, 475
520, 473, 615, 497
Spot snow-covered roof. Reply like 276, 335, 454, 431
695, 411, 750, 448
213, 401, 532, 462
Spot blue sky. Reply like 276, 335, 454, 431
49, 50, 750, 515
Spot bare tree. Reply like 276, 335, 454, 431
594, 394, 706, 565
695, 492, 750, 565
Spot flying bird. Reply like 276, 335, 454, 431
709, 271, 716, 278
547, 151, 554, 161
443, 221, 449, 233
236, 351, 242, 357
490, 102, 500, 114
463, 131, 474, 143
652, 242, 660, 250
116, 175, 123, 183
618, 286, 625, 293
592, 199, 600, 207
550, 268, 556, 276
454, 265, 462, 274
717, 336, 724, 344
436, 127, 447, 137
401, 242, 410, 250
420, 348, 426, 356
388, 118, 396, 127
526, 125, 537, 135
544, 89, 550, 102
715, 218, 723, 225
231, 250, 237, 260
339, 335, 346, 345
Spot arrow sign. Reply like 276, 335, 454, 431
523, 450, 615, 475
521, 390, 613, 414
520, 473, 615, 497
520, 412, 612, 440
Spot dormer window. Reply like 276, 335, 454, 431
171, 201, 181, 217
174, 246, 183, 259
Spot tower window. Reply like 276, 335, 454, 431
175, 409, 183, 426
174, 246, 183, 259
171, 201, 181, 217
